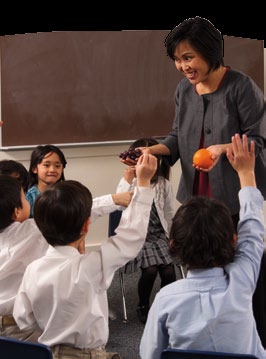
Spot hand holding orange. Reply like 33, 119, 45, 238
193, 148, 213, 169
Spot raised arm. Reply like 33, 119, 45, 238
135, 153, 158, 187
226, 134, 256, 189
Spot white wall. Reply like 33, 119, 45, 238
0, 48, 265, 245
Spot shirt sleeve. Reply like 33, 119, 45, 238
233, 186, 264, 288
88, 186, 155, 290
91, 195, 117, 223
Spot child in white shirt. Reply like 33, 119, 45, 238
14, 153, 157, 359
0, 175, 48, 341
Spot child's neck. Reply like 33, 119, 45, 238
37, 182, 53, 193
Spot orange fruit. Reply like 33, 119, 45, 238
193, 148, 213, 169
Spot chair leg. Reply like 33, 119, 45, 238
119, 269, 128, 323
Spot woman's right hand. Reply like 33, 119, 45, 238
120, 147, 150, 166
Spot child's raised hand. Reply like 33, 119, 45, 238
123, 166, 136, 184
135, 153, 157, 187
226, 133, 256, 188
226, 134, 255, 171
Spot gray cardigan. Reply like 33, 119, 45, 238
163, 68, 266, 215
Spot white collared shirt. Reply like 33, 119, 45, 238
0, 219, 48, 315
14, 187, 154, 349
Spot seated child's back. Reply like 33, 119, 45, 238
0, 175, 48, 341
14, 153, 157, 359
140, 135, 266, 359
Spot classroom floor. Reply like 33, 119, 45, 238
106, 266, 184, 359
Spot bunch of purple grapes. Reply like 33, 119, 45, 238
119, 148, 142, 160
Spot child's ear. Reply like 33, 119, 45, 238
32, 167, 38, 174
82, 217, 91, 235
77, 237, 86, 254
12, 207, 22, 222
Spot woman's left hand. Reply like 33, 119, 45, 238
193, 144, 223, 172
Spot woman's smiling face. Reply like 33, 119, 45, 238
173, 40, 211, 85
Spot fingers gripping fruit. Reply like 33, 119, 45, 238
193, 148, 213, 169
119, 148, 142, 161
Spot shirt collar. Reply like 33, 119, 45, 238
47, 245, 80, 257
187, 267, 224, 278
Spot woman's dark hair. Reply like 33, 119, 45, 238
34, 180, 92, 246
28, 145, 67, 187
165, 16, 224, 71
0, 159, 29, 193
169, 196, 235, 268
0, 175, 23, 231
130, 137, 171, 182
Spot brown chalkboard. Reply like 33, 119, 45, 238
0, 31, 264, 148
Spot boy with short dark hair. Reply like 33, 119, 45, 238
14, 153, 157, 359
0, 163, 134, 344
140, 134, 265, 359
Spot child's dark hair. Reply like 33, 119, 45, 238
130, 137, 171, 182
0, 159, 29, 193
169, 196, 236, 269
0, 175, 23, 231
28, 145, 67, 187
34, 180, 92, 246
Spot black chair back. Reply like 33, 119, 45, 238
0, 335, 53, 359
161, 348, 258, 359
